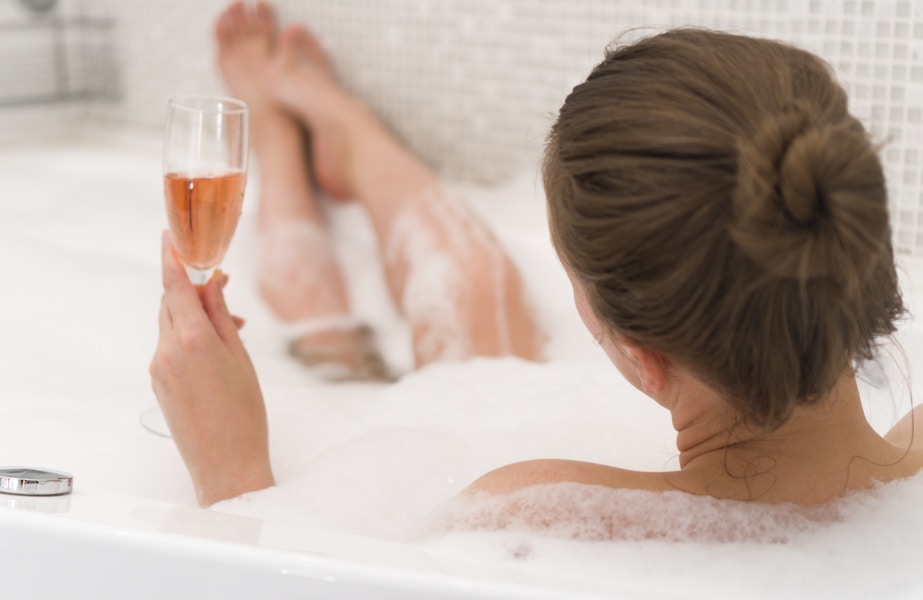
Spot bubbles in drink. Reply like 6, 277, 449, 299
164, 171, 246, 270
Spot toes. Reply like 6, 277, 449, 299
276, 24, 302, 50
215, 11, 231, 44
299, 28, 333, 74
241, 1, 275, 36
227, 2, 246, 37
215, 2, 243, 44
227, 2, 270, 38
276, 24, 333, 74
216, 2, 276, 47
275, 24, 302, 65
255, 1, 275, 34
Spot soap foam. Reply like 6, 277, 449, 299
423, 482, 842, 544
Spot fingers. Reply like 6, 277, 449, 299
159, 231, 246, 344
161, 230, 187, 289
201, 270, 244, 346
214, 272, 245, 328
158, 294, 173, 336
161, 231, 210, 329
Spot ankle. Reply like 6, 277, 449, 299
249, 109, 301, 153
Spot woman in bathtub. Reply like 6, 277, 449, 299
150, 2, 923, 513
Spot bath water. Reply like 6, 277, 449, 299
1, 136, 921, 599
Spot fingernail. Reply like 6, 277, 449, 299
211, 269, 229, 290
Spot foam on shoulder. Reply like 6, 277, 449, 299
426, 481, 855, 543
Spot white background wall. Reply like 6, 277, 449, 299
2, 0, 922, 252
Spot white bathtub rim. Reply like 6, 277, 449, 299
0, 488, 682, 600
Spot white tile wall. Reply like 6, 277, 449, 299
0, 0, 114, 106
4, 0, 922, 253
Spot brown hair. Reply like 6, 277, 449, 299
543, 29, 905, 428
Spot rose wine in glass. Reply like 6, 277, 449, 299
164, 171, 247, 280
141, 95, 249, 437
163, 96, 249, 284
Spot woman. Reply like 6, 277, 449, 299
150, 3, 923, 512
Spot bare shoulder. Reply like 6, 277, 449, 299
885, 405, 923, 449
464, 458, 675, 496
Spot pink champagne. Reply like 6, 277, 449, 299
164, 171, 246, 271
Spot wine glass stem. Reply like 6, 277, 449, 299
185, 264, 215, 286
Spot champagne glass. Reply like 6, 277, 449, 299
141, 95, 249, 437
163, 95, 249, 284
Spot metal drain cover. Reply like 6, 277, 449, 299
0, 467, 73, 496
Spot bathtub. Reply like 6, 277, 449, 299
2, 131, 923, 599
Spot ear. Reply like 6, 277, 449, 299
624, 343, 669, 395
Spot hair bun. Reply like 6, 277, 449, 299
730, 104, 889, 288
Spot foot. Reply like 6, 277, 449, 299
216, 1, 316, 227
267, 24, 382, 200
215, 1, 277, 119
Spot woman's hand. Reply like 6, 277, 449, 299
149, 232, 275, 506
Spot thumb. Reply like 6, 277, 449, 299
201, 270, 243, 346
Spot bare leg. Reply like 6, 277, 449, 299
214, 2, 389, 380
267, 26, 543, 366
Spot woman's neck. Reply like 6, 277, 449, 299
670, 370, 918, 504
